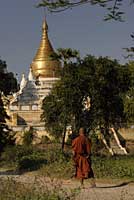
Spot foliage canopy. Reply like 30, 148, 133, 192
38, 0, 134, 21
0, 59, 18, 152
41, 50, 133, 148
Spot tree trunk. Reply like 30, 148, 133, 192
61, 124, 67, 151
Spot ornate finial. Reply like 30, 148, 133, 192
20, 73, 26, 92
30, 18, 61, 78
42, 18, 48, 32
28, 68, 34, 81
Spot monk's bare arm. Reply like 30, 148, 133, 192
86, 138, 92, 157
72, 139, 76, 156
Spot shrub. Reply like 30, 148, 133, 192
43, 147, 71, 164
17, 154, 47, 171
65, 132, 78, 146
0, 145, 33, 164
92, 155, 134, 179
1, 142, 134, 180
1, 144, 49, 171
90, 133, 106, 155
0, 128, 15, 153
23, 126, 34, 146
40, 135, 51, 144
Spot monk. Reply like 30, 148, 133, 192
72, 127, 96, 187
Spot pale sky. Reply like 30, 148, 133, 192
0, 0, 133, 80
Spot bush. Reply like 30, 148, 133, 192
43, 147, 71, 164
23, 127, 34, 146
92, 155, 134, 179
15, 145, 71, 171
0, 127, 15, 153
65, 132, 78, 146
40, 135, 51, 144
0, 145, 33, 165
1, 142, 134, 180
17, 153, 47, 171
90, 133, 106, 155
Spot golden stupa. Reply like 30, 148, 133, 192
31, 19, 61, 78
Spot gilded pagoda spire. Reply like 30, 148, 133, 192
31, 18, 61, 78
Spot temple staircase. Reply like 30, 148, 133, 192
101, 128, 128, 155
109, 128, 128, 155
110, 138, 127, 155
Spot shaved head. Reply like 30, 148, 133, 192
79, 127, 86, 135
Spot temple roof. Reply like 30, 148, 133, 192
31, 19, 61, 78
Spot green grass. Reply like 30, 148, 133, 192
1, 144, 134, 180
1, 144, 134, 200
37, 153, 134, 180
92, 155, 134, 179
39, 160, 75, 179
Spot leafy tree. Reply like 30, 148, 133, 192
38, 0, 134, 21
86, 57, 130, 131
0, 94, 15, 152
123, 61, 134, 124
124, 33, 134, 60
0, 59, 18, 95
41, 93, 65, 138
42, 49, 80, 150
42, 50, 131, 149
0, 59, 18, 152
38, 0, 134, 57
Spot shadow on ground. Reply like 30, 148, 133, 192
0, 169, 22, 175
96, 181, 134, 189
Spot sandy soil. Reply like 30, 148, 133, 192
0, 173, 134, 200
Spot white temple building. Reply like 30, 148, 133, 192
8, 19, 61, 128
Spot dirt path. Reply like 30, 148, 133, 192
0, 174, 134, 200
75, 181, 134, 200
63, 178, 134, 200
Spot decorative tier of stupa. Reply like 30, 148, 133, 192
8, 19, 61, 127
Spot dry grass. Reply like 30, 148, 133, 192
0, 176, 79, 200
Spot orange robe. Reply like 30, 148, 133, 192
72, 134, 94, 179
